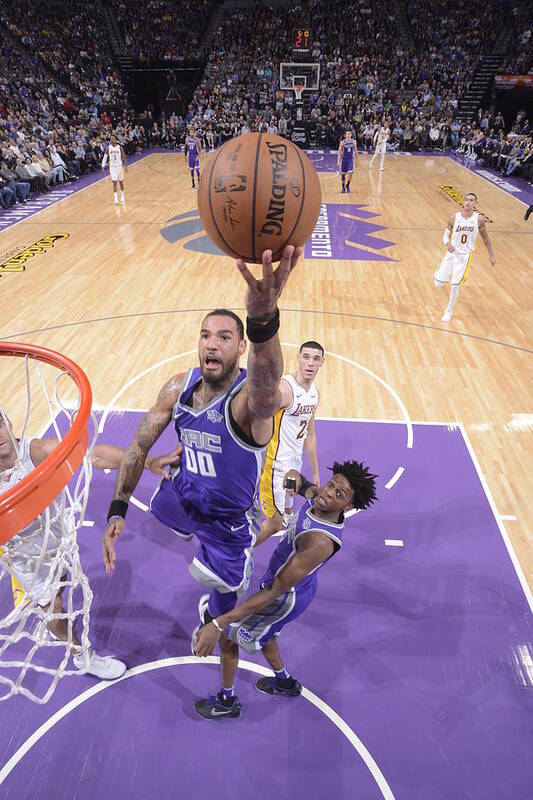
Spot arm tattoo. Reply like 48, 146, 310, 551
246, 336, 283, 419
113, 408, 170, 502
112, 374, 182, 501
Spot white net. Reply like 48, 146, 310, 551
0, 353, 96, 703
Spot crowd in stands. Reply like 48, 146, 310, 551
112, 0, 213, 63
1, 0, 533, 210
455, 109, 532, 181
500, 5, 532, 74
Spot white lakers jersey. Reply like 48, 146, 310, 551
266, 374, 319, 471
377, 127, 390, 145
0, 438, 65, 559
108, 144, 122, 167
451, 211, 479, 254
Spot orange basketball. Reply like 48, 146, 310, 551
197, 133, 322, 263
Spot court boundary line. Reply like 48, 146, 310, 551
0, 153, 153, 236
0, 656, 396, 800
446, 155, 530, 207
457, 422, 533, 613
2, 307, 530, 355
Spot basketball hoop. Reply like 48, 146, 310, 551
0, 342, 96, 703
294, 82, 304, 101
0, 343, 91, 544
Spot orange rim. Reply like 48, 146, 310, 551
0, 342, 92, 545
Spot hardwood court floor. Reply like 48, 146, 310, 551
0, 151, 531, 593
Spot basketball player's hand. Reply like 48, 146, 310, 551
283, 469, 302, 494
102, 517, 126, 574
447, 243, 455, 253
146, 444, 183, 478
236, 245, 304, 320
194, 622, 221, 657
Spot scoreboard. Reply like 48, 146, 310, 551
292, 27, 311, 55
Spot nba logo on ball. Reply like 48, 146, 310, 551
197, 133, 321, 263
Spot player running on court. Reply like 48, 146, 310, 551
101, 133, 127, 205
258, 340, 324, 545
337, 130, 358, 193
435, 192, 495, 322
102, 245, 304, 648
369, 121, 390, 171
193, 460, 377, 719
185, 128, 202, 189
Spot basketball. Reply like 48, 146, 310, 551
197, 133, 322, 263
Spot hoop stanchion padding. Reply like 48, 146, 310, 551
0, 342, 91, 544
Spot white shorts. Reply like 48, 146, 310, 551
434, 250, 473, 286
110, 166, 123, 182
10, 555, 58, 608
375, 143, 387, 154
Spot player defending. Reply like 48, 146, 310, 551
0, 413, 175, 678
369, 121, 390, 171
193, 461, 377, 718
435, 192, 495, 322
102, 245, 303, 653
185, 128, 202, 189
258, 341, 324, 545
337, 130, 358, 193
101, 133, 127, 205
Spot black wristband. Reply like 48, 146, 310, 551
246, 308, 280, 343
299, 477, 315, 497
107, 499, 128, 522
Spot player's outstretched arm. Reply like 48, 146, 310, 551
232, 245, 303, 444
102, 373, 185, 573
479, 215, 495, 265
195, 532, 334, 656
303, 413, 320, 487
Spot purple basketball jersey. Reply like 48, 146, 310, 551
261, 500, 343, 593
164, 367, 264, 518
187, 137, 199, 168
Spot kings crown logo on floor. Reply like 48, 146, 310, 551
160, 204, 397, 263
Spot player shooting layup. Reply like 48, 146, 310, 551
434, 192, 495, 322
101, 133, 127, 204
102, 245, 303, 654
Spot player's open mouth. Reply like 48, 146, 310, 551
317, 496, 327, 507
204, 357, 221, 369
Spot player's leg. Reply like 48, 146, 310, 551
340, 166, 346, 192
189, 161, 195, 188
258, 465, 285, 544
119, 179, 125, 203
256, 637, 302, 696
369, 147, 376, 167
194, 632, 242, 719
345, 169, 353, 192
112, 179, 118, 204
380, 144, 386, 171
257, 511, 283, 546
195, 158, 200, 186
442, 252, 471, 321
10, 564, 126, 679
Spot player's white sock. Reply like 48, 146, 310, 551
120, 191, 125, 203
446, 284, 460, 315
113, 191, 118, 204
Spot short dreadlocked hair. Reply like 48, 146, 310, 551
330, 460, 377, 510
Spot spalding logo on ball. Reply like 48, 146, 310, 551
197, 133, 322, 263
